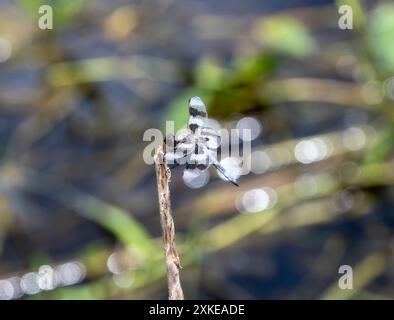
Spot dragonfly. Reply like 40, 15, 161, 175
164, 96, 239, 186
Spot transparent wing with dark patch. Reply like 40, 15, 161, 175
210, 156, 239, 186
188, 96, 208, 133
198, 126, 221, 150
164, 132, 194, 165
167, 96, 239, 187
185, 143, 213, 173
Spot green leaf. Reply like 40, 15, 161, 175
368, 3, 394, 73
195, 57, 228, 90
17, 0, 84, 28
67, 195, 160, 262
232, 54, 277, 83
23, 170, 160, 263
336, 0, 366, 29
363, 126, 394, 165
252, 15, 316, 58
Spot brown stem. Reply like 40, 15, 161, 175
154, 145, 184, 300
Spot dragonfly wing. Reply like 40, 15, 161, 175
199, 127, 221, 149
165, 151, 186, 165
188, 151, 212, 172
188, 97, 208, 133
165, 139, 194, 165
210, 156, 239, 186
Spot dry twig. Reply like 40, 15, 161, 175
154, 145, 184, 300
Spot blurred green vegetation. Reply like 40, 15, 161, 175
1, 0, 394, 300
17, 0, 85, 28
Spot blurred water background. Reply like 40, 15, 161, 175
1, 0, 394, 299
